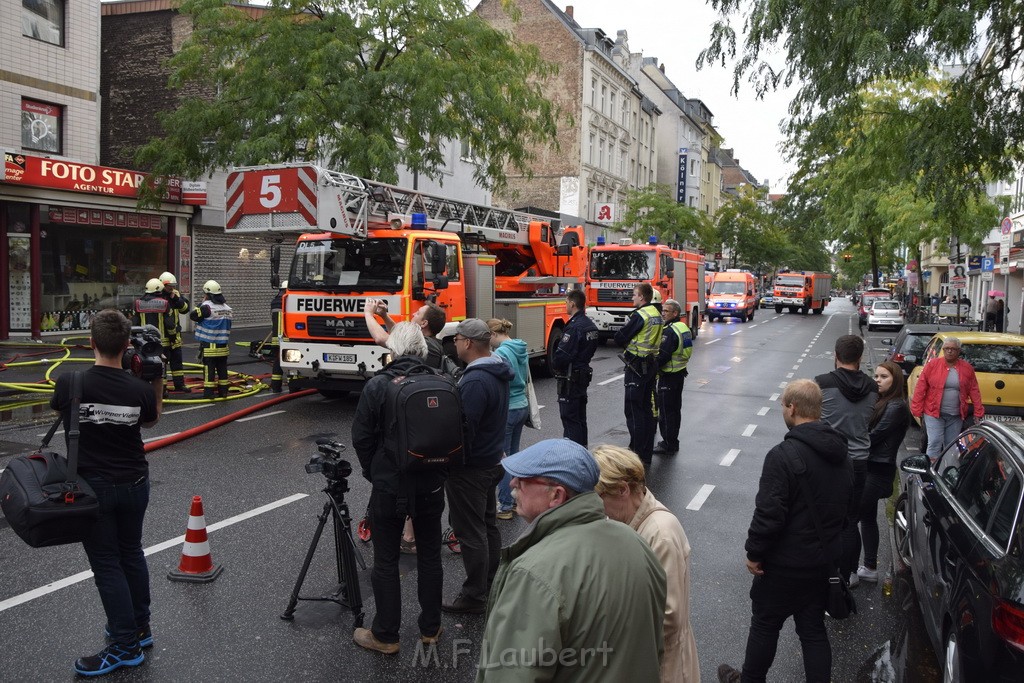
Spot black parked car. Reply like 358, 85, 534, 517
882, 324, 966, 376
894, 422, 1024, 682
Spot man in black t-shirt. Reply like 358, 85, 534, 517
50, 310, 163, 677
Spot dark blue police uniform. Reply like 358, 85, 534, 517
552, 311, 599, 446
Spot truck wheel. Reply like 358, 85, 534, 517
749, 306, 755, 320
738, 311, 748, 323
801, 307, 809, 315
775, 305, 783, 314
540, 326, 563, 378
813, 305, 824, 315
789, 306, 798, 314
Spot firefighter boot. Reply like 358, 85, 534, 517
174, 379, 190, 393
218, 385, 229, 399
271, 379, 283, 393
203, 387, 214, 400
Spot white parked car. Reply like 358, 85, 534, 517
867, 300, 905, 331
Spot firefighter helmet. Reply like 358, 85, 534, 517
651, 289, 662, 304
145, 278, 163, 294
203, 280, 222, 295
280, 280, 288, 290
159, 271, 177, 286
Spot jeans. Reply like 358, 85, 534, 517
859, 470, 895, 569
497, 407, 529, 511
558, 390, 589, 447
741, 572, 831, 683
656, 370, 686, 450
82, 476, 151, 646
840, 460, 867, 579
923, 414, 963, 458
369, 484, 445, 643
624, 363, 657, 462
446, 465, 505, 602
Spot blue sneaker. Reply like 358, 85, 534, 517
74, 642, 144, 676
104, 625, 153, 648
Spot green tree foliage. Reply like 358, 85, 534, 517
136, 0, 559, 193
616, 184, 716, 250
699, 0, 1023, 217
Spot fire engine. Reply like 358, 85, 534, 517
224, 164, 587, 393
586, 236, 705, 339
773, 270, 833, 315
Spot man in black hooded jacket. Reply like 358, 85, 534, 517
718, 379, 853, 683
814, 334, 877, 583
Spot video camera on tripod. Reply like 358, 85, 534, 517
305, 440, 352, 482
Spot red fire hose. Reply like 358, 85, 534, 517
144, 388, 318, 453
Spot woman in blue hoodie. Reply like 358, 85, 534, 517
488, 318, 530, 519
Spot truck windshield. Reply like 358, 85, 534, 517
711, 281, 746, 295
288, 238, 408, 292
590, 251, 656, 280
775, 276, 804, 287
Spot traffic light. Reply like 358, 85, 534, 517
843, 253, 852, 262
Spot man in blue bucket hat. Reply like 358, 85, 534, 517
476, 439, 667, 681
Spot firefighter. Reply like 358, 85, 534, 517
158, 271, 190, 392
654, 298, 693, 456
270, 280, 287, 392
133, 278, 187, 393
614, 283, 663, 465
552, 289, 599, 446
190, 280, 233, 399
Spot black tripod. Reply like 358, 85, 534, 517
281, 476, 366, 628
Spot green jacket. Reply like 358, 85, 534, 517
477, 493, 667, 682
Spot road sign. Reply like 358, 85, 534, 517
983, 271, 994, 281
1000, 263, 1011, 275
982, 257, 995, 272
1001, 232, 1013, 261
1002, 217, 1013, 234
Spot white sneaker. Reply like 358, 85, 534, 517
857, 566, 879, 582
848, 571, 860, 587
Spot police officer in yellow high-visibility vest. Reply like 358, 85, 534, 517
190, 280, 233, 399
614, 283, 663, 465
133, 276, 188, 393
654, 298, 693, 456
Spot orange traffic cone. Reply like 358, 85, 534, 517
167, 495, 223, 583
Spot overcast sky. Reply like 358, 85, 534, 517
569, 0, 798, 193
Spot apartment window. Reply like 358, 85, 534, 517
459, 138, 479, 163
599, 138, 606, 170
23, 0, 64, 46
591, 78, 597, 108
610, 91, 616, 120
690, 159, 697, 176
600, 85, 607, 114
621, 100, 630, 128
21, 98, 62, 153
589, 134, 595, 165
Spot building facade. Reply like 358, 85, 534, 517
1, 0, 191, 339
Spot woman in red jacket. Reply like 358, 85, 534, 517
910, 337, 984, 458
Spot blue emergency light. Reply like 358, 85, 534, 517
411, 213, 428, 228
648, 236, 658, 245
596, 236, 606, 245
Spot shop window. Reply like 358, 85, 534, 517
38, 206, 168, 332
22, 99, 62, 154
23, 0, 64, 47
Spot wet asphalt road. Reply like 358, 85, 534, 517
0, 299, 944, 681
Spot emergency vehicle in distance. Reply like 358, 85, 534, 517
586, 236, 705, 341
706, 269, 758, 322
773, 270, 833, 315
224, 164, 587, 394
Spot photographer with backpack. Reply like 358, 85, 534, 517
351, 322, 463, 654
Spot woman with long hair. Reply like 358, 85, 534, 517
487, 318, 529, 519
856, 360, 910, 582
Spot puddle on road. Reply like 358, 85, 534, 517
856, 568, 941, 683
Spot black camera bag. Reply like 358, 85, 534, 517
0, 372, 99, 548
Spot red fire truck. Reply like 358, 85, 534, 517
225, 164, 587, 393
773, 271, 833, 314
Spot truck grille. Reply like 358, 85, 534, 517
597, 289, 633, 303
305, 316, 372, 340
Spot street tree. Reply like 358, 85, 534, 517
699, 0, 1023, 217
136, 0, 559, 194
616, 184, 716, 250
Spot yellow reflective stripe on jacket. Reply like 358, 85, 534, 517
663, 321, 692, 373
626, 305, 663, 357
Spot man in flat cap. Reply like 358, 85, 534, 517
444, 318, 513, 614
477, 439, 667, 682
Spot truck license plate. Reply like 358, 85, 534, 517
986, 415, 1023, 423
323, 353, 356, 364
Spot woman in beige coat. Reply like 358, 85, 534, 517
594, 444, 700, 683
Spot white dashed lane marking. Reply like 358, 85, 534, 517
598, 374, 624, 386
769, 393, 780, 401
236, 410, 287, 422
742, 424, 757, 437
757, 407, 770, 416
720, 449, 741, 466
686, 485, 716, 511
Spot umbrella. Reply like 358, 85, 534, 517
989, 289, 1006, 297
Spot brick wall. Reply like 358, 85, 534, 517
475, 0, 583, 211
100, 10, 212, 169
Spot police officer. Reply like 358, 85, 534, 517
552, 289, 599, 446
133, 278, 188, 393
190, 280, 233, 399
269, 281, 287, 392
159, 272, 190, 392
614, 283, 663, 465
654, 298, 693, 456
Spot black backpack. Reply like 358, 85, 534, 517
383, 365, 465, 472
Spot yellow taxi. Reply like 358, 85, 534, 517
907, 331, 1024, 425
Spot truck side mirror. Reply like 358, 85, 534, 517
270, 245, 281, 289
428, 241, 448, 274
664, 261, 674, 276
432, 274, 449, 291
